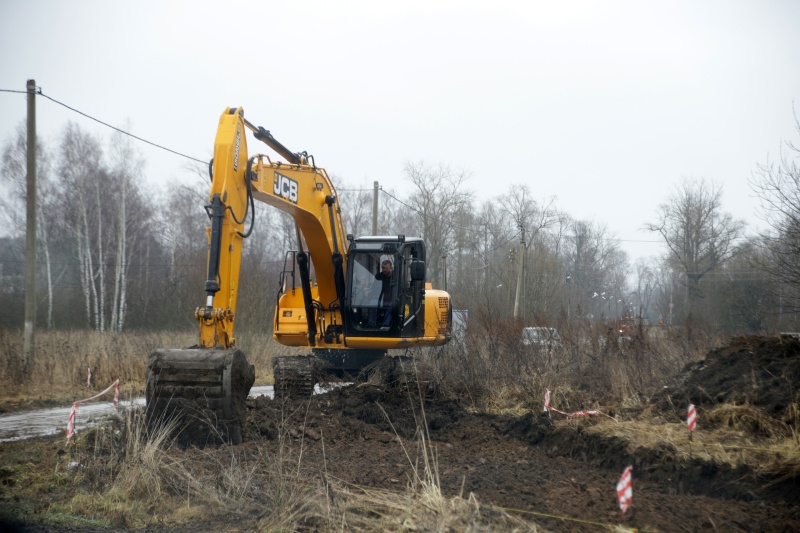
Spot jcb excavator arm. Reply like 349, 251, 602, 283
191, 108, 349, 349
146, 107, 349, 443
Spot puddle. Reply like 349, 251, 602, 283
0, 385, 274, 442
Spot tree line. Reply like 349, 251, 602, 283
1, 119, 799, 338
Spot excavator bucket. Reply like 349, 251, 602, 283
146, 348, 255, 445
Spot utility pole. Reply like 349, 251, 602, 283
372, 181, 378, 235
565, 272, 572, 322
442, 253, 447, 292
669, 291, 674, 327
513, 227, 526, 319
23, 79, 37, 375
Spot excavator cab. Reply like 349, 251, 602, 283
344, 235, 427, 339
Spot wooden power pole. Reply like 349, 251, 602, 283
23, 79, 37, 374
513, 227, 526, 319
372, 181, 378, 235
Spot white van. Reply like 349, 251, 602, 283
521, 327, 562, 351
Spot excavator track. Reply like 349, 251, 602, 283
273, 355, 317, 399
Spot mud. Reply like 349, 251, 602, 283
245, 372, 799, 532
240, 334, 800, 531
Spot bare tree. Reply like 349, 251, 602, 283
152, 176, 211, 326
465, 201, 516, 319
750, 121, 800, 314
565, 219, 623, 318
0, 122, 59, 327
499, 185, 560, 320
57, 124, 105, 329
336, 178, 373, 237
403, 161, 473, 286
631, 259, 658, 322
716, 239, 776, 333
56, 123, 150, 331
646, 178, 745, 314
107, 127, 149, 331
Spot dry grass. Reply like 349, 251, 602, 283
0, 329, 195, 407
0, 328, 300, 409
583, 406, 800, 483
419, 321, 721, 415
315, 479, 542, 532
0, 367, 543, 531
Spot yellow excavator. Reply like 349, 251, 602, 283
146, 108, 452, 443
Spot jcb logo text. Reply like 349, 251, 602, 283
273, 172, 299, 204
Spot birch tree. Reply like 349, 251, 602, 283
58, 123, 107, 330
107, 128, 148, 331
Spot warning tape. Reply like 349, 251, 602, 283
66, 378, 121, 442
543, 389, 610, 420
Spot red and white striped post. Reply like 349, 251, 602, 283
543, 389, 551, 413
687, 404, 697, 440
113, 378, 120, 410
86, 367, 92, 388
66, 403, 78, 442
616, 465, 633, 514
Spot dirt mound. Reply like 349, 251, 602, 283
654, 334, 800, 423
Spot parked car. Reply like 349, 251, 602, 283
521, 327, 563, 353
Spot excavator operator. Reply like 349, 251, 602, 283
372, 259, 394, 327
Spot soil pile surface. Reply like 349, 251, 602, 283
655, 334, 800, 423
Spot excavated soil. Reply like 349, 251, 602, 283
654, 334, 800, 423
243, 335, 800, 532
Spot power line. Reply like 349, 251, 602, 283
1, 86, 207, 164
0, 258, 285, 268
379, 186, 528, 257
378, 186, 479, 233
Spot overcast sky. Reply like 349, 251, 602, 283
2, 0, 799, 263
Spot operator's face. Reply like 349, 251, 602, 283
381, 263, 393, 275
